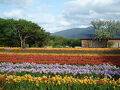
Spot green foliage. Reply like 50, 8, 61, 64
47, 35, 81, 48
0, 18, 49, 48
94, 29, 111, 41
0, 18, 16, 47
107, 42, 114, 48
71, 38, 81, 47
91, 20, 120, 47
91, 20, 120, 41
3, 81, 118, 90
47, 35, 72, 47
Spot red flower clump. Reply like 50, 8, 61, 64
0, 54, 120, 65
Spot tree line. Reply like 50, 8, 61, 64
47, 36, 81, 48
0, 18, 81, 48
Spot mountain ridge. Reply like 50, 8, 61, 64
51, 27, 95, 39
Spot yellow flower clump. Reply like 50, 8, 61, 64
0, 47, 20, 50
1, 74, 120, 87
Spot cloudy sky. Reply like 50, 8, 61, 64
0, 0, 120, 33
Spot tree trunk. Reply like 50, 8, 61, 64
20, 39, 26, 48
21, 40, 23, 48
104, 40, 108, 48
23, 39, 26, 48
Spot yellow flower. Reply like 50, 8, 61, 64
42, 75, 47, 79
57, 81, 61, 85
36, 83, 39, 86
113, 86, 115, 88
13, 78, 17, 82
118, 78, 120, 83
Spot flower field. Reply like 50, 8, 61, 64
0, 54, 120, 65
0, 48, 120, 90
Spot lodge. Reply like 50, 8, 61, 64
79, 29, 120, 48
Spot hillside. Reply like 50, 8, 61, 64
51, 27, 95, 39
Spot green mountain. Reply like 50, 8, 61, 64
51, 27, 95, 39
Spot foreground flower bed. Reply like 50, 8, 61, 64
1, 74, 120, 90
0, 54, 120, 65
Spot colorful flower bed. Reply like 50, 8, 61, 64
1, 74, 120, 90
0, 48, 120, 90
0, 62, 120, 78
0, 54, 120, 65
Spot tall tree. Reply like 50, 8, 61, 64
13, 19, 49, 48
91, 20, 120, 41
0, 18, 49, 47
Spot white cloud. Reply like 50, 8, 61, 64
79, 25, 90, 28
62, 0, 120, 28
43, 24, 70, 33
59, 20, 70, 26
27, 14, 56, 24
3, 9, 23, 18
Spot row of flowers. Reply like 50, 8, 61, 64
0, 74, 120, 89
0, 47, 120, 50
1, 49, 120, 55
0, 62, 120, 78
0, 54, 120, 65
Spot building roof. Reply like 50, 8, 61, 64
112, 34, 120, 40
